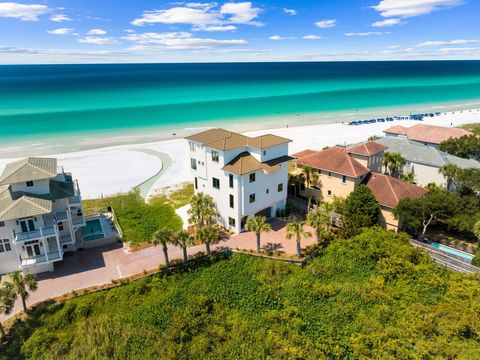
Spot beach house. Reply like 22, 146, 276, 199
186, 129, 293, 233
293, 142, 427, 231
377, 137, 480, 188
383, 124, 472, 147
0, 158, 86, 275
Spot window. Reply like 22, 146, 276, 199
266, 189, 269, 194
211, 151, 219, 162
0, 221, 4, 227
0, 239, 11, 253
328, 171, 332, 177
278, 183, 283, 192
229, 174, 234, 188
58, 222, 64, 231
189, 142, 196, 152
195, 177, 198, 190
26, 181, 34, 187
249, 173, 256, 183
327, 190, 332, 197
229, 217, 236, 227
229, 194, 234, 208
342, 175, 347, 184
190, 158, 197, 170
212, 177, 220, 189
318, 169, 322, 175
249, 194, 256, 203
263, 150, 266, 156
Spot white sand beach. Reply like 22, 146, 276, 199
0, 109, 479, 200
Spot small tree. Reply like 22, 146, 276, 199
299, 166, 319, 212
188, 193, 219, 228
286, 221, 311, 257
197, 225, 219, 255
473, 220, 480, 266
401, 171, 416, 184
307, 204, 331, 244
439, 164, 459, 192
343, 185, 380, 237
150, 228, 174, 268
245, 216, 272, 253
0, 286, 15, 339
3, 271, 38, 313
386, 152, 406, 178
174, 230, 194, 264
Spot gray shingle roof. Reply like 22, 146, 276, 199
376, 137, 480, 169
0, 157, 57, 186
0, 185, 52, 221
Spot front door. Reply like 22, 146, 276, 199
26, 242, 41, 257
20, 219, 35, 232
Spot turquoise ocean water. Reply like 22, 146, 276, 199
1, 61, 480, 145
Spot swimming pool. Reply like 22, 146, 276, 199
82, 219, 104, 241
431, 242, 474, 262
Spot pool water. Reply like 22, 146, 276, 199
431, 242, 474, 262
82, 219, 104, 241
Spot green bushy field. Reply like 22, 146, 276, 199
3, 227, 480, 359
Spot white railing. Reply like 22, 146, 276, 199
20, 250, 61, 266
14, 226, 57, 242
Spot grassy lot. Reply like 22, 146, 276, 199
3, 227, 480, 359
83, 183, 193, 246
460, 123, 480, 135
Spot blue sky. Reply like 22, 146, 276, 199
0, 0, 479, 63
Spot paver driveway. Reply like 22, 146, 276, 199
1, 218, 316, 322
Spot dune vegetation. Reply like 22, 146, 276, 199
2, 227, 480, 359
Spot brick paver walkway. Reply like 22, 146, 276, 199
1, 218, 316, 322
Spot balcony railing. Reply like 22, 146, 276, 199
14, 226, 57, 242
60, 234, 74, 245
20, 250, 62, 267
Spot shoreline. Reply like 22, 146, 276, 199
1, 105, 479, 200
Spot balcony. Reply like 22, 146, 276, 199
60, 233, 74, 245
20, 250, 62, 267
68, 195, 81, 205
15, 226, 58, 242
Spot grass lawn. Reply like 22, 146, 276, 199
3, 227, 480, 359
460, 123, 480, 135
83, 184, 193, 246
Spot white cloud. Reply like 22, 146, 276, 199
220, 2, 262, 25
50, 14, 72, 22
372, 18, 400, 27
345, 32, 390, 36
283, 8, 296, 16
0, 2, 49, 21
131, 2, 262, 29
372, 0, 464, 18
88, 28, 107, 35
122, 31, 247, 50
269, 35, 296, 41
438, 47, 479, 53
47, 28, 75, 35
194, 25, 237, 31
303, 35, 323, 40
78, 37, 119, 45
315, 19, 336, 28
124, 29, 135, 33
416, 39, 480, 47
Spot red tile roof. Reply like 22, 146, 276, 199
366, 173, 428, 208
384, 124, 472, 145
296, 147, 371, 178
292, 149, 318, 158
348, 141, 388, 156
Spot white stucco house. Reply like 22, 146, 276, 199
0, 157, 86, 275
186, 129, 293, 233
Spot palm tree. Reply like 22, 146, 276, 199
188, 193, 219, 228
386, 152, 406, 177
0, 286, 15, 339
3, 271, 38, 313
245, 216, 272, 253
439, 164, 459, 192
300, 165, 319, 212
174, 230, 194, 263
150, 228, 174, 268
197, 225, 219, 255
286, 221, 311, 257
307, 204, 331, 245
400, 171, 416, 184
382, 152, 392, 175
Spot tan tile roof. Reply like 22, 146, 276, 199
0, 185, 52, 221
222, 152, 293, 175
348, 141, 388, 156
296, 147, 371, 178
0, 157, 57, 186
384, 124, 472, 145
186, 128, 291, 151
366, 173, 428, 208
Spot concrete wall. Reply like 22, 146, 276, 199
405, 161, 446, 187
378, 205, 399, 232
11, 178, 50, 195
